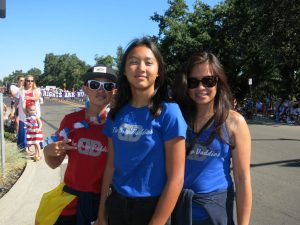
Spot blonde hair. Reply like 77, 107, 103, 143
19, 75, 40, 113
24, 75, 37, 90
19, 75, 37, 94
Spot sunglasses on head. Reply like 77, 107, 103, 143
25, 80, 35, 83
87, 80, 116, 91
187, 76, 218, 89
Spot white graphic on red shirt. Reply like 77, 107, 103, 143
77, 138, 104, 156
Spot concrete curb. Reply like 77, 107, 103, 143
0, 160, 35, 222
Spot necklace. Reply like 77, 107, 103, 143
85, 106, 109, 125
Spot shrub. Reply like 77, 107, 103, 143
4, 131, 16, 142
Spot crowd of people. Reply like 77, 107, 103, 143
33, 37, 253, 225
273, 98, 300, 124
233, 97, 300, 125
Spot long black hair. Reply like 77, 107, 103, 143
109, 37, 168, 119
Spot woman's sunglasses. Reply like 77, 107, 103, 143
187, 76, 218, 89
87, 80, 116, 92
25, 80, 35, 83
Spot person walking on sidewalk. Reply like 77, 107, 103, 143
172, 51, 252, 225
36, 65, 117, 225
96, 37, 187, 225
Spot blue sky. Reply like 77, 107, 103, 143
0, 0, 220, 80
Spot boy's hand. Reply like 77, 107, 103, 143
44, 139, 77, 157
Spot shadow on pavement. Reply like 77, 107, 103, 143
252, 138, 300, 142
251, 159, 300, 168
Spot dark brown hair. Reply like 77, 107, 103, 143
173, 51, 233, 144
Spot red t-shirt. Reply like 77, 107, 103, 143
25, 91, 35, 107
57, 109, 108, 215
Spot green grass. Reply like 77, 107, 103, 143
0, 140, 27, 198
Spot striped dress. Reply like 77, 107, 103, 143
25, 113, 43, 145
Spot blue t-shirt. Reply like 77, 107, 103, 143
184, 124, 233, 220
103, 102, 187, 197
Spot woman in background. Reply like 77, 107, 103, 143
11, 75, 42, 151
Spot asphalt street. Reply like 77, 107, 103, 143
0, 96, 299, 225
248, 120, 300, 225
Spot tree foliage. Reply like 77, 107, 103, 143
94, 55, 115, 68
151, 0, 300, 100
115, 45, 124, 72
41, 53, 88, 90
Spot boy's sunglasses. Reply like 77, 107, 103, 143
187, 76, 218, 89
87, 80, 116, 91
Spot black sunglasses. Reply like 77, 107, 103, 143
25, 80, 35, 83
87, 80, 116, 91
187, 76, 218, 89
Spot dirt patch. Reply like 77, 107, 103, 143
0, 141, 27, 199
0, 165, 26, 199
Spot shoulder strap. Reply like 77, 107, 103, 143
186, 115, 215, 156
224, 120, 235, 149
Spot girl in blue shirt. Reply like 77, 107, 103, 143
96, 37, 187, 225
173, 52, 252, 225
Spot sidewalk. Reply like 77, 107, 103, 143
0, 98, 83, 225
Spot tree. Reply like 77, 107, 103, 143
115, 45, 124, 71
41, 53, 88, 90
27, 68, 42, 85
94, 55, 114, 68
151, 0, 191, 78
151, 0, 224, 78
2, 70, 26, 86
152, 0, 300, 100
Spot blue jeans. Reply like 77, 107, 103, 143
106, 187, 161, 225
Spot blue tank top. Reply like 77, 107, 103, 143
184, 123, 233, 220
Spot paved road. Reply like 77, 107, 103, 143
248, 120, 300, 225
0, 97, 299, 225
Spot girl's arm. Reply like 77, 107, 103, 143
229, 110, 252, 225
44, 139, 76, 169
10, 98, 19, 119
36, 117, 43, 130
25, 90, 41, 101
148, 137, 185, 225
96, 138, 115, 225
